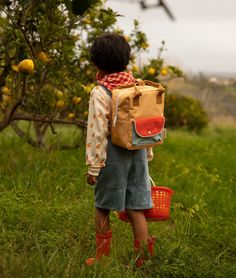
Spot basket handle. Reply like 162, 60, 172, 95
149, 176, 156, 187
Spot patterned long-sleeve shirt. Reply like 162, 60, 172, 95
86, 86, 154, 176
86, 86, 111, 176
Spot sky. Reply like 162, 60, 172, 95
105, 0, 236, 75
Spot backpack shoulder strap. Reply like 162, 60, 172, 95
99, 84, 112, 98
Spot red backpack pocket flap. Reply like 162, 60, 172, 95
134, 117, 165, 137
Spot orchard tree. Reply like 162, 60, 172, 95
0, 0, 183, 149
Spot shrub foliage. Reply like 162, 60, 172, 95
165, 93, 209, 131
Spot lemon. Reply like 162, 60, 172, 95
124, 35, 130, 42
132, 65, 139, 72
37, 51, 50, 63
73, 96, 81, 104
83, 18, 91, 25
160, 68, 168, 76
148, 67, 155, 75
56, 100, 65, 109
1, 86, 10, 95
81, 84, 93, 94
2, 95, 12, 103
55, 90, 64, 99
86, 69, 92, 76
12, 64, 19, 72
18, 59, 34, 73
141, 42, 149, 49
68, 113, 75, 119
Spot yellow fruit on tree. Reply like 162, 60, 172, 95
55, 90, 64, 99
86, 69, 92, 76
71, 34, 80, 40
2, 95, 12, 103
37, 51, 50, 63
83, 111, 89, 117
148, 67, 155, 75
160, 68, 168, 76
124, 35, 130, 42
67, 113, 75, 119
132, 65, 139, 72
12, 64, 19, 72
83, 18, 91, 25
1, 86, 10, 95
73, 96, 81, 104
18, 59, 34, 73
81, 84, 94, 94
141, 41, 149, 49
56, 100, 65, 109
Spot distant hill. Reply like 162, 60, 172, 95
167, 77, 236, 126
190, 71, 236, 79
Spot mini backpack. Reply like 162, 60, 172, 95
101, 79, 166, 150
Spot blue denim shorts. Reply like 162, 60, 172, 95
94, 137, 153, 211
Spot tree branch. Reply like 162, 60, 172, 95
12, 113, 87, 128
2, 7, 35, 56
11, 119, 82, 150
10, 121, 39, 148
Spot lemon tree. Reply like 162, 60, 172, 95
132, 41, 183, 82
0, 0, 184, 149
0, 0, 151, 149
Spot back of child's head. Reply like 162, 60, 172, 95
90, 33, 131, 74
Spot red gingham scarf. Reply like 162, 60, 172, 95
96, 71, 135, 91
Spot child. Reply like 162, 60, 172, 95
85, 33, 155, 266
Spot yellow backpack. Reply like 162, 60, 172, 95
102, 79, 166, 150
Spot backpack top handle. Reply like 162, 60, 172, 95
144, 80, 165, 96
114, 79, 165, 97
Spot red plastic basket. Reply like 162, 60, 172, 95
118, 178, 174, 222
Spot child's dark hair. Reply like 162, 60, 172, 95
90, 33, 131, 74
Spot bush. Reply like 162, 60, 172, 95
165, 93, 208, 131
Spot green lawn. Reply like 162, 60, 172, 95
0, 126, 236, 277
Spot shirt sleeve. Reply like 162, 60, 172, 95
85, 86, 111, 176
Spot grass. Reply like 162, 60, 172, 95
0, 126, 236, 277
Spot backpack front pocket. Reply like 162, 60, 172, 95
132, 117, 165, 147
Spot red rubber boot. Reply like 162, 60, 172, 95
147, 236, 156, 256
85, 230, 112, 265
134, 236, 156, 267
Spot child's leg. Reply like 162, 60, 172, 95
126, 209, 148, 240
95, 207, 110, 233
86, 207, 111, 265
126, 209, 156, 267
95, 207, 112, 260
